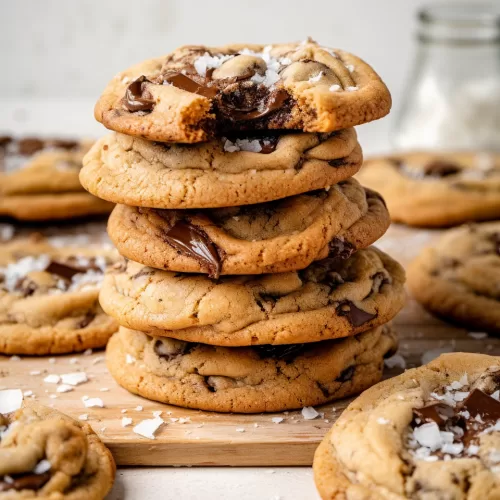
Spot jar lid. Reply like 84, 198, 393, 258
419, 2, 500, 43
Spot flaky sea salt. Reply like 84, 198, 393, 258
329, 85, 341, 92
78, 414, 88, 421
468, 332, 488, 340
377, 417, 391, 425
133, 417, 164, 439
0, 389, 23, 414
43, 375, 61, 384
272, 417, 284, 424
122, 417, 133, 427
82, 397, 104, 408
56, 385, 74, 393
33, 460, 51, 474
301, 407, 320, 420
384, 354, 406, 370
126, 354, 136, 365
61, 372, 88, 386
0, 224, 14, 242
308, 71, 324, 83
346, 86, 358, 92
413, 422, 442, 451
194, 52, 232, 77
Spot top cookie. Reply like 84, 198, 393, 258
0, 393, 115, 499
314, 353, 500, 500
95, 39, 391, 143
357, 151, 500, 227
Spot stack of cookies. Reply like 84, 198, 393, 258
80, 39, 406, 413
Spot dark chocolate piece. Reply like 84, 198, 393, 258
226, 89, 289, 121
163, 73, 218, 99
336, 301, 376, 327
45, 260, 86, 281
0, 472, 51, 492
462, 389, 500, 421
164, 221, 221, 279
124, 76, 155, 112
423, 160, 461, 178
18, 138, 45, 156
414, 402, 455, 425
254, 343, 306, 362
336, 365, 355, 382
328, 238, 355, 260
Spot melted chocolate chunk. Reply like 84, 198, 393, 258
50, 139, 78, 150
462, 389, 500, 420
0, 472, 51, 492
0, 136, 12, 148
328, 238, 355, 260
45, 260, 87, 281
254, 343, 306, 362
225, 88, 289, 121
77, 312, 95, 329
164, 220, 221, 279
163, 72, 218, 99
124, 76, 155, 112
336, 301, 376, 327
328, 158, 347, 168
18, 138, 45, 156
336, 365, 355, 382
423, 160, 462, 178
414, 402, 455, 425
153, 339, 194, 360
489, 232, 500, 256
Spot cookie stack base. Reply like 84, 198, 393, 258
106, 325, 397, 413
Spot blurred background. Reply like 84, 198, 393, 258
1, 0, 499, 154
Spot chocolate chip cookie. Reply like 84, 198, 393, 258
106, 323, 397, 413
0, 235, 118, 355
107, 179, 389, 277
0, 394, 115, 499
80, 129, 363, 209
357, 151, 500, 227
95, 39, 391, 143
407, 222, 500, 334
314, 353, 500, 500
99, 247, 406, 346
0, 136, 113, 221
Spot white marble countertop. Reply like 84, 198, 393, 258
0, 98, 390, 500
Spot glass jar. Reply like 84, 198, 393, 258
392, 3, 500, 151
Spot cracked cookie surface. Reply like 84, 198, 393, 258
81, 129, 362, 208
106, 324, 397, 413
107, 179, 389, 276
0, 235, 118, 355
407, 222, 500, 334
94, 39, 391, 143
0, 137, 113, 221
314, 353, 500, 500
357, 152, 500, 227
99, 247, 406, 345
0, 398, 115, 499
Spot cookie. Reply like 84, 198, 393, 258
107, 180, 389, 277
0, 393, 115, 499
0, 136, 113, 221
95, 39, 391, 143
407, 222, 500, 334
106, 323, 397, 413
80, 129, 363, 209
357, 151, 500, 227
313, 353, 500, 500
99, 247, 406, 346
0, 235, 118, 355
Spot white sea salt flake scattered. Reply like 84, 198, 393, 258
29, 371, 41, 376
490, 450, 500, 463
43, 375, 60, 384
152, 411, 162, 418
121, 409, 127, 414
61, 372, 88, 386
170, 418, 179, 422
82, 397, 104, 408
329, 84, 341, 92
431, 392, 456, 407
377, 417, 391, 425
136, 405, 143, 411
272, 417, 284, 424
467, 444, 480, 455
0, 224, 14, 242
346, 64, 355, 73
346, 86, 358, 92
126, 354, 136, 364
254, 423, 259, 428
308, 71, 323, 83
49, 394, 58, 399
9, 356, 21, 362
92, 356, 104, 365
0, 389, 23, 414
69, 358, 79, 365
133, 417, 164, 439
491, 391, 500, 401
23, 390, 33, 397
122, 417, 133, 427
178, 417, 191, 424
56, 385, 73, 393
3, 476, 13, 484
453, 391, 470, 402
78, 414, 88, 421
235, 428, 245, 432
194, 52, 232, 77
280, 57, 292, 65
100, 388, 109, 392
468, 332, 488, 340
384, 354, 406, 370
83, 348, 93, 356
413, 422, 442, 450
441, 442, 464, 455
33, 459, 51, 474
302, 406, 320, 420
48, 358, 56, 364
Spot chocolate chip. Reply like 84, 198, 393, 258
424, 160, 462, 178
77, 312, 95, 329
413, 402, 455, 425
222, 88, 289, 121
328, 238, 355, 260
163, 72, 218, 99
255, 344, 306, 362
124, 76, 155, 112
163, 220, 221, 279
0, 472, 50, 492
328, 158, 347, 168
45, 260, 86, 281
336, 365, 355, 382
50, 139, 78, 150
131, 268, 155, 279
336, 301, 377, 327
18, 138, 45, 156
0, 136, 12, 148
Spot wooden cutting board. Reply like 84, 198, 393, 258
1, 224, 499, 466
